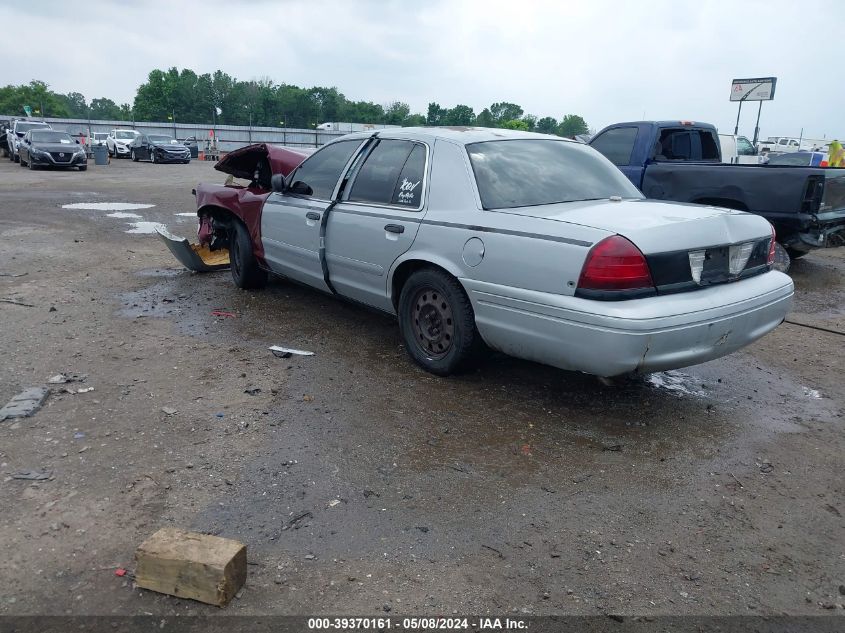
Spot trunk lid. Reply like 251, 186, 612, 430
498, 198, 771, 253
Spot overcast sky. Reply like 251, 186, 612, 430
3, 0, 842, 139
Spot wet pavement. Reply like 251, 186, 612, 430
0, 158, 843, 616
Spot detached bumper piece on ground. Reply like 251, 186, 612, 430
155, 225, 229, 272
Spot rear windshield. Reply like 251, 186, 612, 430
31, 131, 73, 143
466, 139, 642, 209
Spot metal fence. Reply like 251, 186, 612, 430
1, 115, 347, 152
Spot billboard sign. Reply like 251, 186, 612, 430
730, 77, 777, 102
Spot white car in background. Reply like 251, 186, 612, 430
90, 132, 109, 147
106, 129, 139, 158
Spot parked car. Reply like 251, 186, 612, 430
90, 132, 109, 147
128, 134, 191, 163
17, 130, 87, 171
106, 129, 139, 158
718, 133, 758, 164
767, 151, 830, 167
589, 121, 845, 258
0, 120, 9, 157
6, 119, 52, 163
160, 130, 792, 379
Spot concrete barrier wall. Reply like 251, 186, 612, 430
2, 115, 347, 151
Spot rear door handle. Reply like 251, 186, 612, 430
384, 224, 405, 234
306, 211, 321, 221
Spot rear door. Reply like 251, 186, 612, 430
326, 139, 429, 311
260, 139, 364, 290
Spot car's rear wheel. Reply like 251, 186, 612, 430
229, 221, 267, 289
398, 268, 480, 376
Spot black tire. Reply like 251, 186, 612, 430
785, 247, 808, 260
398, 267, 480, 376
27, 157, 35, 170
19, 154, 26, 167
78, 165, 87, 172
150, 149, 156, 164
229, 221, 267, 289
13, 153, 19, 163
131, 149, 138, 162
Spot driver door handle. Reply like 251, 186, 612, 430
384, 224, 405, 234
306, 211, 321, 221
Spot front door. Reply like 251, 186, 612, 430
260, 139, 364, 290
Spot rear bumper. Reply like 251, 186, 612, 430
464, 272, 794, 377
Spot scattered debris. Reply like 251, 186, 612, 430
602, 443, 623, 452
211, 310, 236, 318
76, 387, 95, 394
269, 345, 315, 358
244, 386, 261, 396
328, 499, 341, 508
11, 469, 52, 480
481, 544, 505, 559
0, 272, 27, 278
758, 462, 774, 474
161, 407, 178, 416
303, 395, 314, 402
134, 527, 246, 607
284, 511, 313, 530
115, 568, 127, 577
0, 387, 49, 421
729, 472, 745, 488
415, 526, 430, 533
571, 473, 592, 484
0, 298, 34, 307
304, 554, 316, 560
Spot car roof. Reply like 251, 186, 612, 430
328, 126, 574, 146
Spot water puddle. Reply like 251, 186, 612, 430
646, 370, 706, 397
174, 213, 197, 217
125, 221, 164, 234
106, 212, 142, 219
62, 202, 155, 211
802, 386, 822, 399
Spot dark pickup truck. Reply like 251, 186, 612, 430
589, 121, 845, 258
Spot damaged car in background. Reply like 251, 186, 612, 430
159, 129, 793, 378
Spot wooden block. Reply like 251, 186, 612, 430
134, 528, 246, 607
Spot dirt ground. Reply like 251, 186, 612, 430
0, 157, 842, 617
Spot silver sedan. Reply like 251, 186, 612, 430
196, 128, 794, 378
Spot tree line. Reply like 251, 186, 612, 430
0, 69, 589, 136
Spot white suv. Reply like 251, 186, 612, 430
107, 129, 139, 158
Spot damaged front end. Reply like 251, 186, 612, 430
155, 220, 230, 272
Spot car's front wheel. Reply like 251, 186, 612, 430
398, 268, 481, 376
229, 220, 267, 289
131, 149, 138, 162
150, 149, 156, 163
27, 156, 35, 170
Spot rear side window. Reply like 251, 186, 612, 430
654, 129, 720, 161
290, 139, 362, 200
590, 127, 638, 166
348, 140, 415, 205
391, 144, 426, 207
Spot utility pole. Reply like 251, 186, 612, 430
172, 109, 177, 139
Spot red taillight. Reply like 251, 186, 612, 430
820, 160, 829, 167
577, 235, 654, 291
767, 225, 777, 266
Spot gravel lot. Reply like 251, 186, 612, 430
0, 157, 843, 616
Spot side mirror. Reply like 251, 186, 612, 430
271, 174, 288, 193
289, 180, 313, 196
75, 139, 80, 144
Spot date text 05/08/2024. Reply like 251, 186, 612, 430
307, 617, 528, 630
